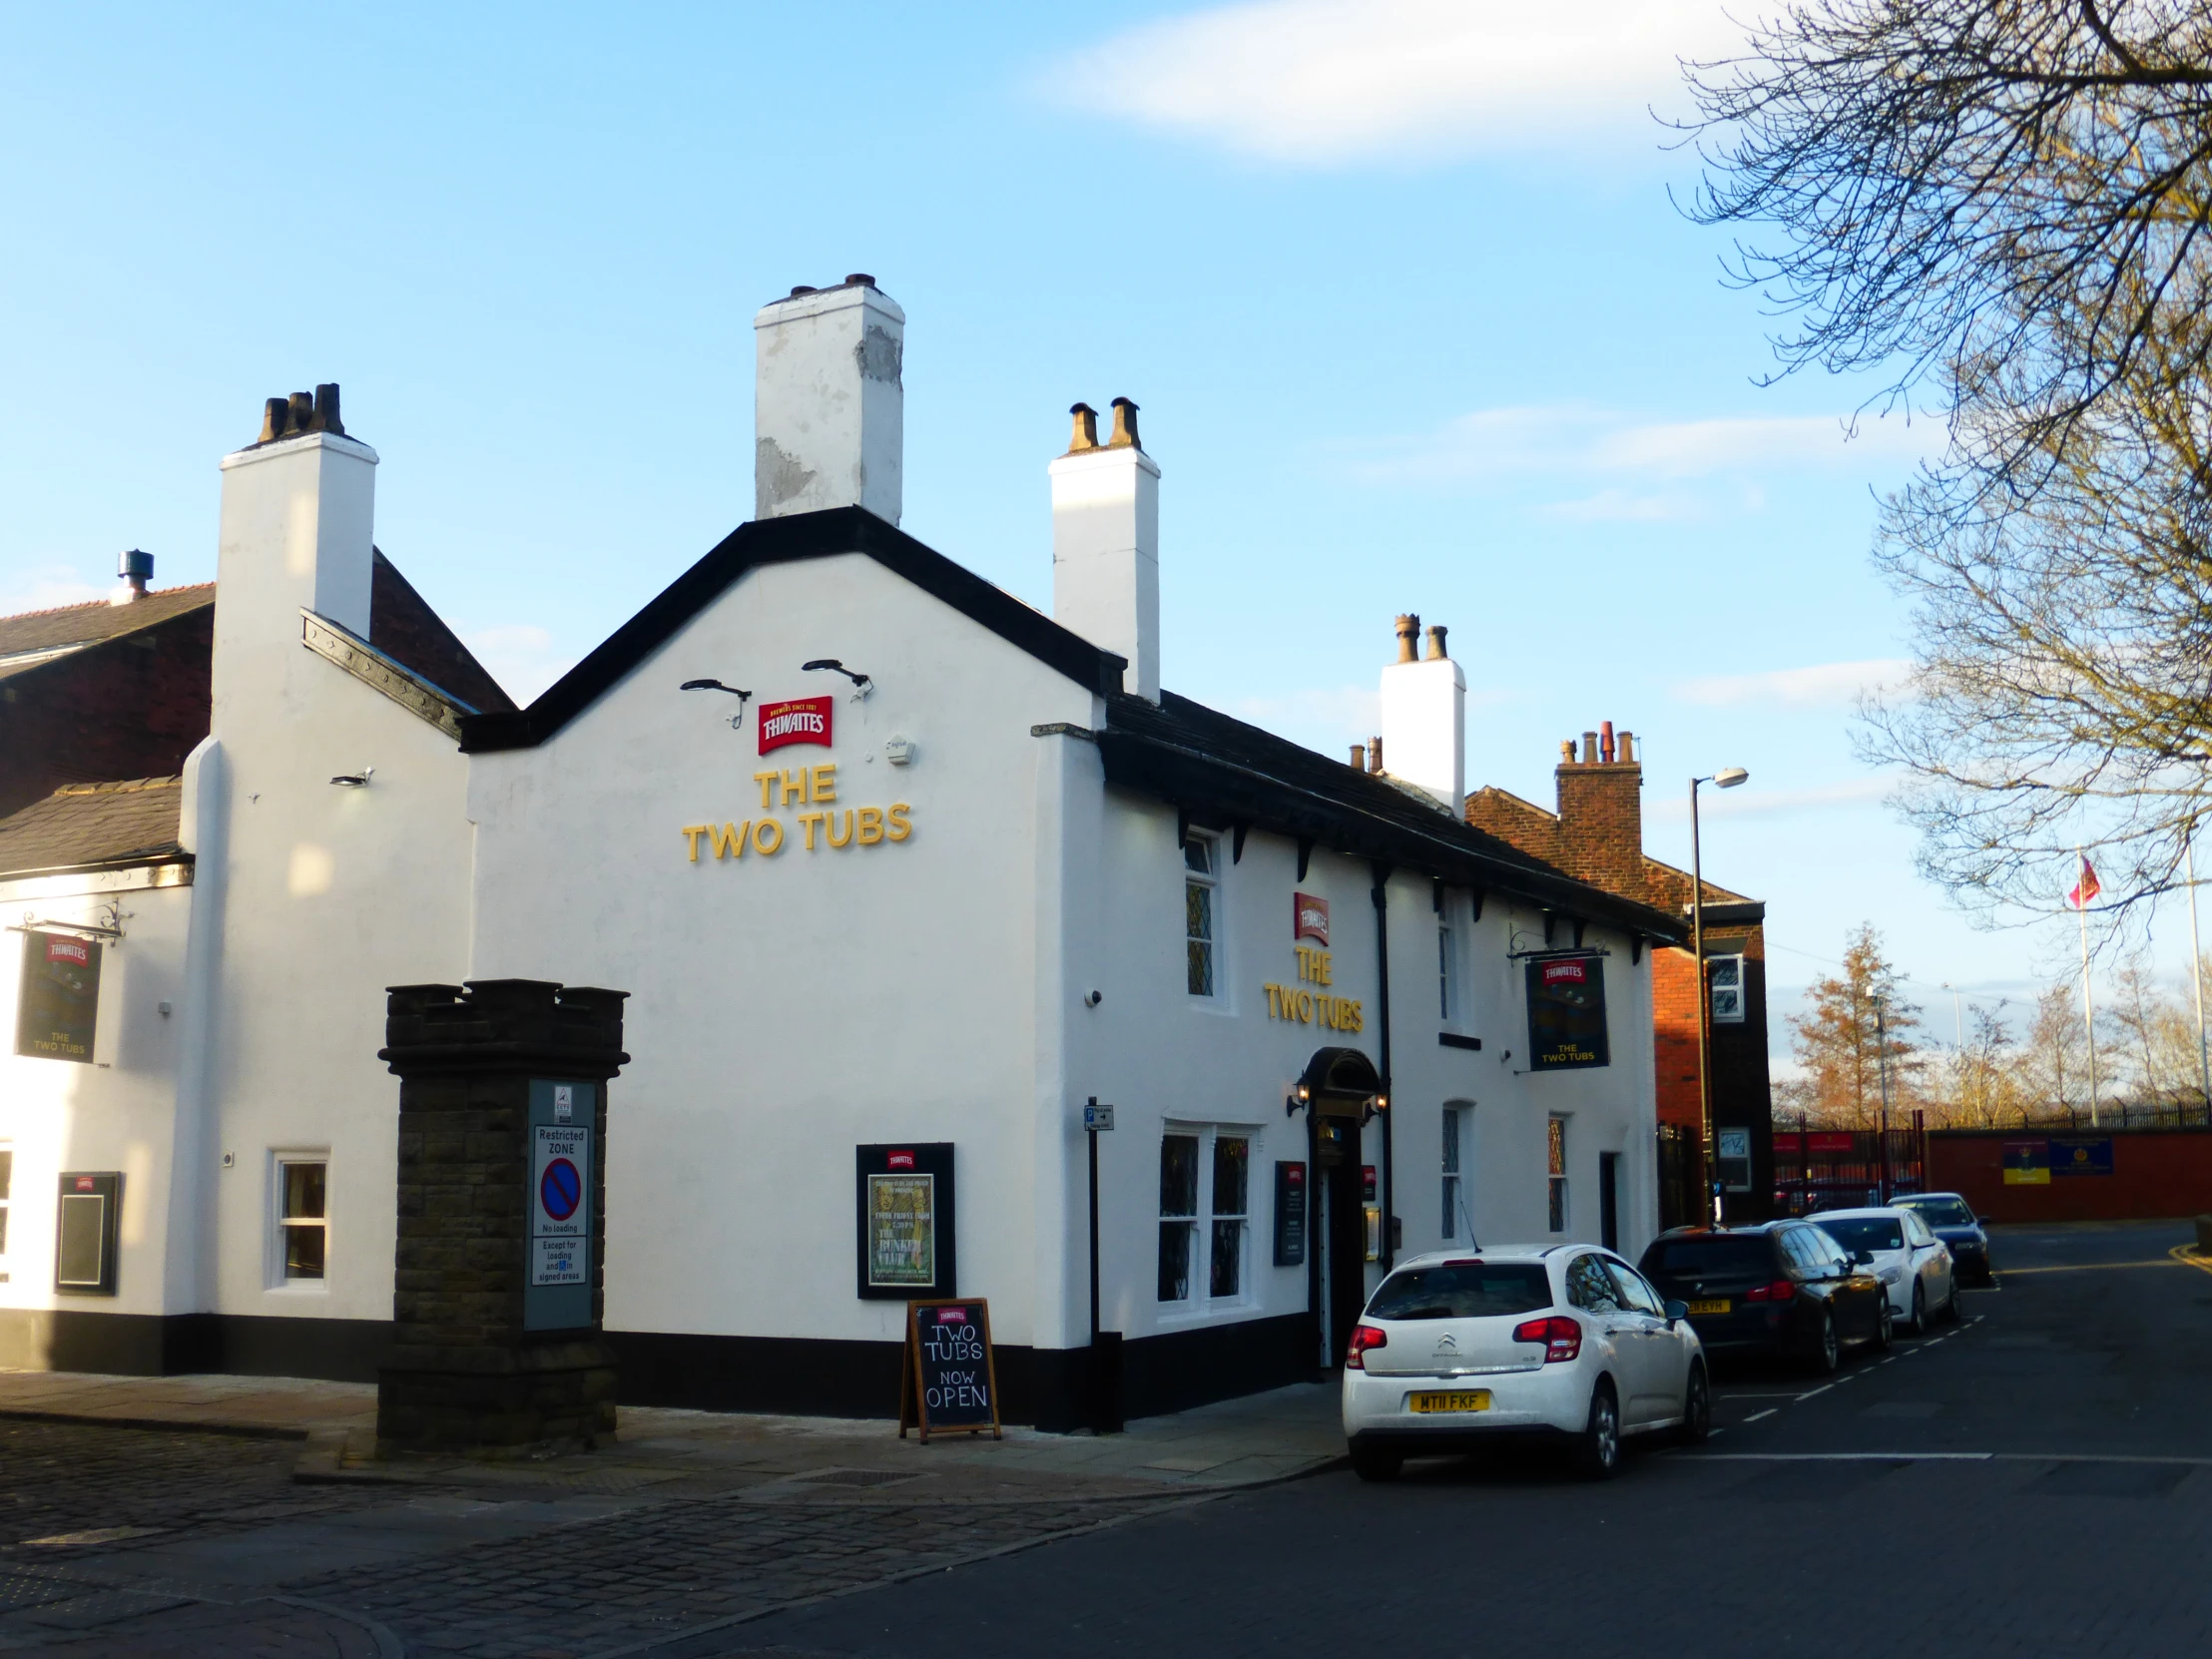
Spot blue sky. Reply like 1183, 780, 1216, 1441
2, 1, 2185, 1056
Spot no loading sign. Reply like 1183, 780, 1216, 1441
532, 1122, 590, 1287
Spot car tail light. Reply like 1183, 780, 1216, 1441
1345, 1325, 1387, 1370
1744, 1280, 1798, 1303
1510, 1315, 1582, 1364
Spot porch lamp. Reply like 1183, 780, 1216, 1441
1691, 766, 1749, 1226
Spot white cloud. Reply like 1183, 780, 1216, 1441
1044, 0, 1743, 164
1353, 404, 1933, 490
1672, 659, 1917, 710
0, 566, 108, 616
462, 624, 575, 708
1646, 775, 1896, 822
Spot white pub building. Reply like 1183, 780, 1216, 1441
0, 278, 1683, 1425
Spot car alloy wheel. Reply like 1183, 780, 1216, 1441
1676, 1364, 1711, 1447
1875, 1294, 1895, 1351
1941, 1279, 1964, 1324
1909, 1280, 1927, 1337
1807, 1307, 1840, 1375
1574, 1382, 1622, 1480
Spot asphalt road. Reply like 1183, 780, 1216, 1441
731, 1219, 2212, 1659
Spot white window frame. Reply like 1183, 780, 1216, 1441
1156, 1123, 1259, 1315
1437, 900, 1458, 1023
1546, 1115, 1569, 1234
1441, 1105, 1473, 1242
0, 1141, 12, 1276
269, 1151, 330, 1291
1183, 830, 1224, 1003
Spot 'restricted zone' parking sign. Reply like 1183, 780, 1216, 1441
525, 1080, 595, 1331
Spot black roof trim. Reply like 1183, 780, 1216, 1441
1687, 900, 1766, 928
459, 507, 1125, 753
1099, 692, 1686, 943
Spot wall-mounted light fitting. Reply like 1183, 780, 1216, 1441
329, 768, 374, 788
802, 659, 873, 699
681, 678, 755, 730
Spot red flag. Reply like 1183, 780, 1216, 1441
2068, 855, 2101, 910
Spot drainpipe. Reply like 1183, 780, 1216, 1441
1372, 861, 1395, 1271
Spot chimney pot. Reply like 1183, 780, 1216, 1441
1581, 731, 1598, 765
1619, 731, 1635, 765
287, 391, 314, 433
1066, 402, 1100, 453
844, 273, 876, 288
1560, 740, 1576, 765
1600, 719, 1615, 764
1368, 735, 1383, 773
1392, 614, 1419, 665
1424, 624, 1447, 662
259, 397, 286, 444
1107, 396, 1141, 450
1350, 744, 1368, 771
311, 382, 344, 436
112, 548, 153, 605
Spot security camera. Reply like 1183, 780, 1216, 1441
1084, 989, 1103, 1008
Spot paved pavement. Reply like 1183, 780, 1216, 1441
1, 1220, 2205, 1656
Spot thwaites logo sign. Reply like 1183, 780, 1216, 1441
1294, 892, 1330, 945
758, 695, 833, 756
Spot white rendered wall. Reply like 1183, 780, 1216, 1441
467, 552, 1097, 1352
0, 869, 194, 1334
1050, 446, 1160, 703
1380, 654, 1466, 816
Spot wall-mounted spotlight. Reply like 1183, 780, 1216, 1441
330, 768, 374, 788
802, 659, 873, 699
681, 679, 754, 730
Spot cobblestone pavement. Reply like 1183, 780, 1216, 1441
0, 1416, 1186, 1657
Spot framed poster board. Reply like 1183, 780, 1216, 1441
1525, 953, 1609, 1070
899, 1299, 1001, 1442
855, 1142, 956, 1300
1272, 1161, 1307, 1266
16, 931, 102, 1063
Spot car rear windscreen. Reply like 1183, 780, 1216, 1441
1366, 1263, 1552, 1321
1819, 1217, 1904, 1253
1644, 1237, 1772, 1277
1901, 1198, 1975, 1228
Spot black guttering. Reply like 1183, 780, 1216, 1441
460, 506, 1128, 753
1688, 900, 1766, 928
1098, 693, 1688, 944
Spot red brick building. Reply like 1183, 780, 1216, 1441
1467, 724, 1774, 1224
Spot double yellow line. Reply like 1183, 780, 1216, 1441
2171, 1245, 2212, 1279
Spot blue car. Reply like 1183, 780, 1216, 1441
1894, 1193, 1995, 1285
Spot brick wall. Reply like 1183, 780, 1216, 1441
0, 606, 213, 820
1931, 1128, 2212, 1222
1553, 744, 1645, 901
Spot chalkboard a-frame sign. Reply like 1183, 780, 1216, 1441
898, 1299, 1002, 1442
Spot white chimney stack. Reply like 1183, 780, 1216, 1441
1379, 615, 1465, 815
753, 275, 904, 524
1050, 399, 1160, 702
215, 385, 375, 638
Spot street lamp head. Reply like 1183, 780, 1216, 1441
1714, 767, 1749, 789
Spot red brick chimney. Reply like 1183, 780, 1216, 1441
1553, 720, 1645, 902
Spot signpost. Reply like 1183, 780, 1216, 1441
898, 1300, 1002, 1442
1083, 1098, 1122, 1433
526, 1081, 595, 1331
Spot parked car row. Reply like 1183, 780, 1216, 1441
1340, 1196, 1991, 1485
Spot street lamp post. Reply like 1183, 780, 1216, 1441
1690, 766, 1750, 1227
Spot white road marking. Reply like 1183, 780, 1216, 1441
1742, 1408, 1777, 1423
1795, 1383, 1835, 1401
1690, 1450, 2212, 1466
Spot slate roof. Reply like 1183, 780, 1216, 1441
1464, 783, 1759, 921
0, 585, 216, 682
1101, 695, 1688, 943
0, 777, 186, 878
369, 552, 515, 715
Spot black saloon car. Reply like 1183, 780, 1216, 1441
1639, 1222, 1891, 1374
1894, 1193, 1995, 1284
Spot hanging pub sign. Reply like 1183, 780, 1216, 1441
15, 931, 102, 1063
855, 1142, 957, 1300
1525, 953, 1609, 1070
898, 1299, 1002, 1442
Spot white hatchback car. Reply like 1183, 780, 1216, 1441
1813, 1207, 1959, 1335
1341, 1245, 1708, 1482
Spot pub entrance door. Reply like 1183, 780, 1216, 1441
1313, 1114, 1369, 1368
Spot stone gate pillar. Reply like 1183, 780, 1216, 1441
375, 978, 628, 1454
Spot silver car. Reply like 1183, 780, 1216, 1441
1814, 1206, 1959, 1335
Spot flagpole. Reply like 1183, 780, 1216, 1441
2189, 830, 2210, 1120
2076, 850, 2099, 1130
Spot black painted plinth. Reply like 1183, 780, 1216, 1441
375, 978, 628, 1455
